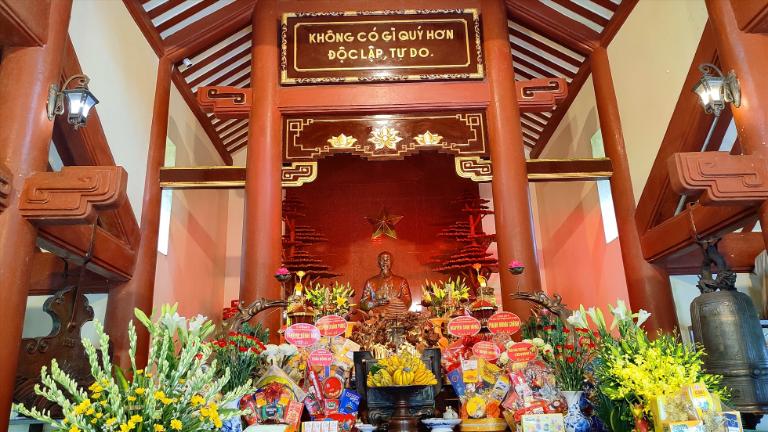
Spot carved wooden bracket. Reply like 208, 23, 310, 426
19, 166, 128, 225
516, 78, 569, 112
455, 156, 492, 182
197, 86, 251, 120
282, 161, 318, 187
668, 152, 768, 205
0, 161, 11, 214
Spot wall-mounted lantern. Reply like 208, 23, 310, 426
692, 63, 740, 117
47, 74, 99, 129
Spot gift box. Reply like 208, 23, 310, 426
663, 421, 704, 432
722, 411, 742, 432
520, 414, 565, 432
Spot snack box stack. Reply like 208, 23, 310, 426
650, 383, 742, 432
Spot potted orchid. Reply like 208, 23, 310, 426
13, 304, 250, 432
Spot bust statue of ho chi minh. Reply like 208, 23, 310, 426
360, 251, 412, 317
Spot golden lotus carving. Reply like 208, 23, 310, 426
414, 131, 444, 146
369, 126, 402, 151
328, 133, 357, 148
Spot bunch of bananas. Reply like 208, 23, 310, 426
366, 352, 438, 387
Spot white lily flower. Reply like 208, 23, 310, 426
609, 300, 629, 329
531, 337, 545, 347
188, 314, 208, 333
567, 310, 588, 328
159, 312, 186, 334
635, 309, 652, 327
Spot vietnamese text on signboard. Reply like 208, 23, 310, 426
280, 9, 484, 85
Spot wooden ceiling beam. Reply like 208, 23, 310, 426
522, 113, 547, 128
591, 0, 620, 13
163, 0, 255, 64
508, 27, 581, 67
156, 0, 217, 34
512, 52, 569, 79
598, 0, 639, 48
550, 0, 610, 27
28, 252, 114, 296
159, 158, 612, 188
641, 203, 756, 262
220, 120, 249, 141
146, 0, 185, 20
38, 224, 135, 281
188, 50, 247, 89
512, 44, 576, 77
171, 70, 233, 165
507, 1, 600, 56
635, 22, 718, 233
122, 0, 165, 57
662, 232, 764, 275
181, 33, 251, 78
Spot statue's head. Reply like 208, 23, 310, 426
378, 251, 393, 273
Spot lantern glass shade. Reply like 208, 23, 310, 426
63, 87, 98, 127
693, 75, 725, 115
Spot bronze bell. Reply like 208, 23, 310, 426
690, 238, 768, 422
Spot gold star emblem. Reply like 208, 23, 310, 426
414, 131, 443, 146
328, 133, 357, 148
365, 208, 403, 240
368, 126, 402, 151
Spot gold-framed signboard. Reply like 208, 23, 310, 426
280, 9, 484, 85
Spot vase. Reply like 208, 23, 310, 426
562, 391, 590, 432
221, 397, 243, 432
381, 385, 428, 432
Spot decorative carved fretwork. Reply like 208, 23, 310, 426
0, 161, 11, 214
14, 287, 95, 417
282, 161, 318, 187
19, 166, 128, 225
510, 290, 572, 327
197, 86, 251, 120
284, 111, 488, 161
455, 156, 492, 182
668, 152, 768, 205
516, 78, 569, 112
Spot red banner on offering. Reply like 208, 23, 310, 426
507, 342, 537, 363
308, 349, 334, 367
472, 341, 501, 360
447, 316, 481, 337
487, 311, 522, 335
316, 315, 347, 337
285, 323, 321, 347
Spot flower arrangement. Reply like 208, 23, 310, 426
567, 301, 726, 432
421, 277, 470, 317
13, 304, 250, 432
522, 312, 595, 391
305, 281, 355, 317
210, 325, 268, 394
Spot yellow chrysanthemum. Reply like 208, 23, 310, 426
135, 388, 146, 395
178, 379, 186, 384
154, 425, 165, 432
135, 370, 143, 375
170, 419, 182, 430
130, 415, 142, 423
89, 383, 104, 393
85, 407, 95, 416
127, 396, 137, 402
153, 390, 165, 399
106, 418, 117, 426
92, 392, 102, 400
190, 395, 205, 406
69, 425, 80, 432
95, 413, 103, 419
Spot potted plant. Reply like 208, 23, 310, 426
13, 304, 251, 432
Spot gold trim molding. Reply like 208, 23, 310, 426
455, 156, 492, 182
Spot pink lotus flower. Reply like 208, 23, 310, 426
275, 267, 290, 276
508, 260, 525, 275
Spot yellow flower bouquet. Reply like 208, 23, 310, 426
13, 304, 251, 432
